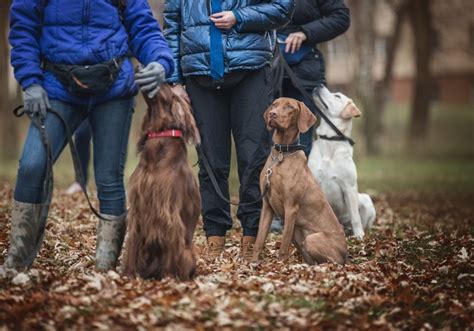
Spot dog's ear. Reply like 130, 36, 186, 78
181, 99, 201, 145
136, 132, 148, 153
263, 105, 273, 131
297, 101, 317, 133
341, 101, 362, 119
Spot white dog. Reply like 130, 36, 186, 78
307, 86, 375, 239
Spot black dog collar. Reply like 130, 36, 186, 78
273, 138, 306, 153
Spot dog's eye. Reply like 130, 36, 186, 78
335, 94, 341, 99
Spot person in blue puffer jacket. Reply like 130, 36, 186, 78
3, 0, 174, 272
163, 0, 294, 260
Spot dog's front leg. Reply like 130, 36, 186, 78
343, 183, 365, 239
279, 206, 298, 260
252, 199, 274, 262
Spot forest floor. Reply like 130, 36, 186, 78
0, 183, 472, 330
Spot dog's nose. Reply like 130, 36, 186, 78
269, 110, 277, 118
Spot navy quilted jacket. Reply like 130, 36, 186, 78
163, 0, 295, 83
9, 0, 174, 105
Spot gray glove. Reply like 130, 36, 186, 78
24, 84, 51, 119
135, 62, 166, 98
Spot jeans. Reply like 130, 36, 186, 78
186, 67, 273, 237
14, 97, 134, 216
74, 120, 92, 183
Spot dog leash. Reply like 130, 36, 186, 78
13, 105, 117, 222
279, 58, 355, 146
196, 144, 269, 206
196, 141, 305, 207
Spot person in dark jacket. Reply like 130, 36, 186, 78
278, 0, 350, 156
270, 0, 349, 234
163, 0, 294, 260
4, 0, 174, 272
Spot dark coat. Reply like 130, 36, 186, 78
163, 0, 294, 84
278, 0, 350, 89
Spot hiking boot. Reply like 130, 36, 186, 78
3, 200, 45, 271
206, 236, 225, 261
95, 213, 127, 272
241, 236, 256, 261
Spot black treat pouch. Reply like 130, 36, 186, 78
45, 58, 124, 96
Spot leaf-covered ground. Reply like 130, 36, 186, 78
0, 183, 472, 330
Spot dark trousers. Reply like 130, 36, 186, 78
281, 78, 321, 156
186, 67, 273, 237
74, 119, 92, 183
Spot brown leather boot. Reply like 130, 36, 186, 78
206, 236, 225, 261
241, 236, 256, 261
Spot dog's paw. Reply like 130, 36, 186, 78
352, 229, 365, 240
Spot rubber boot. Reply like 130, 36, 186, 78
95, 213, 127, 271
3, 200, 46, 271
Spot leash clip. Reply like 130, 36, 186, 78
265, 168, 273, 187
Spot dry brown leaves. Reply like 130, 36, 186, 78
0, 184, 472, 330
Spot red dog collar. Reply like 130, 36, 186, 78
147, 130, 183, 139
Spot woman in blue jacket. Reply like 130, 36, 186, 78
164, 0, 294, 260
4, 0, 174, 272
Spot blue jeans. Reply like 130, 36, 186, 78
74, 120, 92, 183
14, 97, 134, 216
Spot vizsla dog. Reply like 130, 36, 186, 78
123, 84, 201, 280
252, 98, 347, 265
308, 86, 376, 239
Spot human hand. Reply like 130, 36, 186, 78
135, 62, 166, 98
285, 32, 308, 54
24, 84, 50, 119
210, 11, 237, 30
171, 84, 190, 104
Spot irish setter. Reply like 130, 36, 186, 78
123, 84, 201, 280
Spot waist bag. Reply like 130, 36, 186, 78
43, 58, 124, 96
277, 33, 313, 65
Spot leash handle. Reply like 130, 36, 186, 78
280, 58, 355, 146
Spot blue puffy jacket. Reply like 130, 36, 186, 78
9, 0, 174, 105
163, 0, 294, 84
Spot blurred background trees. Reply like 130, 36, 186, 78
329, 0, 473, 155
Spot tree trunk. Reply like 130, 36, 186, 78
408, 0, 434, 141
375, 0, 409, 117
350, 0, 379, 154
0, 0, 19, 160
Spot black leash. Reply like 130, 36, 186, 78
13, 105, 116, 221
318, 134, 349, 142
279, 58, 355, 146
195, 145, 268, 206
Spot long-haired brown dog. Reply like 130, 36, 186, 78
123, 84, 201, 280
